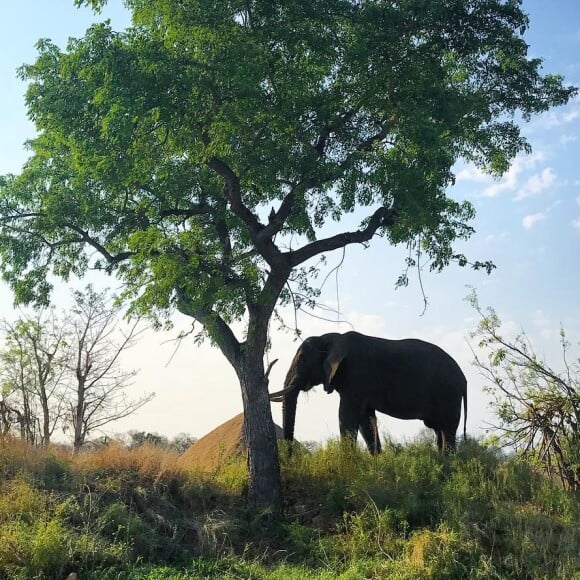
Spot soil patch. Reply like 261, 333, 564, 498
177, 413, 284, 472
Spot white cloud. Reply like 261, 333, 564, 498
513, 167, 556, 201
455, 165, 489, 183
534, 106, 580, 129
576, 194, 580, 206
522, 213, 546, 229
482, 151, 547, 198
573, 217, 580, 231
559, 133, 577, 147
532, 309, 550, 329
484, 232, 509, 244
483, 167, 519, 198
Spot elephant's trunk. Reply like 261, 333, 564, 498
282, 387, 300, 442
274, 351, 303, 441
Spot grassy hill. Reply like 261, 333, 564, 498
0, 437, 578, 579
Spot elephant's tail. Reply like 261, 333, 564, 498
462, 385, 468, 441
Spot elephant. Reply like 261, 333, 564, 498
269, 331, 467, 453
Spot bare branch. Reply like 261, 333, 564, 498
289, 206, 397, 267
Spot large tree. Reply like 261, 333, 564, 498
0, 0, 575, 510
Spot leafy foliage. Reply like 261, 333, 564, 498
0, 1, 574, 321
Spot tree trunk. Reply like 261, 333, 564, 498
0, 401, 11, 438
73, 379, 86, 451
175, 272, 287, 514
238, 349, 282, 514
38, 384, 51, 447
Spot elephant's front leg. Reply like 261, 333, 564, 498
338, 395, 361, 446
359, 410, 381, 454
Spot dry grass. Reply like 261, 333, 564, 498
0, 437, 53, 475
73, 441, 182, 480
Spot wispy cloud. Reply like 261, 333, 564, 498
484, 232, 509, 244
513, 167, 556, 201
572, 196, 580, 229
522, 213, 546, 229
455, 165, 489, 183
560, 133, 578, 147
533, 105, 580, 129
482, 151, 547, 198
532, 309, 550, 329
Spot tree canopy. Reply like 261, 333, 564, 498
0, 0, 575, 509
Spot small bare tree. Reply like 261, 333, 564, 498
468, 291, 579, 490
66, 286, 154, 450
0, 312, 69, 446
0, 287, 153, 448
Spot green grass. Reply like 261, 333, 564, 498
0, 436, 578, 579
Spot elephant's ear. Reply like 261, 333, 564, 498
323, 340, 347, 393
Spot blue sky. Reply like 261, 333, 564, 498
1, 1, 579, 444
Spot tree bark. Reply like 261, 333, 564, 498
176, 261, 290, 513
39, 383, 51, 447
238, 349, 282, 513
73, 378, 86, 451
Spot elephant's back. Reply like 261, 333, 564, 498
392, 338, 465, 379
346, 333, 466, 384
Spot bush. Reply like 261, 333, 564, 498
468, 291, 580, 490
0, 519, 70, 578
406, 525, 493, 579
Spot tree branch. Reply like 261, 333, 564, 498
207, 157, 262, 235
312, 109, 358, 156
207, 156, 286, 269
175, 286, 241, 368
288, 206, 397, 267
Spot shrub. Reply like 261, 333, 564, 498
0, 519, 70, 578
468, 291, 580, 490
406, 525, 493, 579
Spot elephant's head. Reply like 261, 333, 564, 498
269, 334, 346, 441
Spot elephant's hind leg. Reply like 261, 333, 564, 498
436, 430, 444, 452
424, 419, 444, 452
360, 410, 381, 454
441, 430, 457, 453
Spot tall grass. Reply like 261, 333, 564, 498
0, 436, 577, 578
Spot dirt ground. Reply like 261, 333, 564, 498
177, 413, 284, 472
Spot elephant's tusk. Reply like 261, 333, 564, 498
269, 395, 284, 403
268, 384, 297, 400
265, 358, 278, 380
